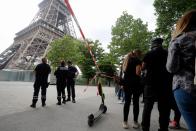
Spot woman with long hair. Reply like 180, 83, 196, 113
121, 49, 142, 129
166, 9, 196, 130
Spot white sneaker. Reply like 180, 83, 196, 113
122, 121, 129, 129
117, 100, 125, 104
132, 121, 140, 129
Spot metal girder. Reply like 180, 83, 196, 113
0, 0, 76, 70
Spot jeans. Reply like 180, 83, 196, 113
174, 88, 196, 131
170, 94, 181, 124
117, 88, 125, 101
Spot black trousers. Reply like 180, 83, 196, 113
67, 79, 75, 99
32, 82, 48, 104
123, 87, 140, 122
56, 82, 66, 101
141, 85, 170, 131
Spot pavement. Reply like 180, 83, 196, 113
0, 81, 188, 131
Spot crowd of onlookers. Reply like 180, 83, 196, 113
115, 9, 196, 131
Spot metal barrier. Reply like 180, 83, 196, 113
0, 70, 35, 82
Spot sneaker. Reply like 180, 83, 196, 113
117, 100, 125, 104
122, 121, 129, 129
158, 129, 169, 131
169, 120, 181, 129
132, 121, 140, 129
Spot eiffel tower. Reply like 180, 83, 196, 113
0, 0, 76, 70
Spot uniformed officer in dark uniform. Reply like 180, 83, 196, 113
66, 60, 78, 103
30, 58, 51, 108
141, 38, 172, 131
54, 60, 68, 105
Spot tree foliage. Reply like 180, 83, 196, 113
99, 53, 117, 75
47, 35, 82, 68
108, 11, 153, 62
98, 53, 117, 86
154, 0, 196, 43
47, 36, 114, 84
77, 40, 104, 84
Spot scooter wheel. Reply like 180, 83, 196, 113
99, 104, 104, 110
88, 114, 94, 127
103, 105, 107, 113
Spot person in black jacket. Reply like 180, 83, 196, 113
30, 58, 51, 108
66, 60, 78, 103
54, 60, 68, 105
141, 38, 172, 131
121, 49, 142, 129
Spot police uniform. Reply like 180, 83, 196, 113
54, 65, 68, 105
31, 61, 51, 108
67, 65, 78, 103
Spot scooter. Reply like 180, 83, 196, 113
88, 82, 107, 127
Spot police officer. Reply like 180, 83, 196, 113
66, 60, 78, 103
30, 58, 51, 108
141, 38, 172, 131
54, 60, 68, 105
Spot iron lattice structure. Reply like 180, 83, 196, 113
0, 0, 76, 70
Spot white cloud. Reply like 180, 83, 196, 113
69, 0, 156, 50
0, 0, 156, 54
0, 0, 41, 53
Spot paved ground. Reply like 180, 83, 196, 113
0, 81, 187, 131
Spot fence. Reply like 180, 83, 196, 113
0, 69, 34, 82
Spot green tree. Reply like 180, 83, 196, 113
90, 40, 105, 63
154, 0, 196, 43
98, 53, 117, 86
78, 40, 104, 84
108, 11, 153, 61
47, 35, 82, 68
